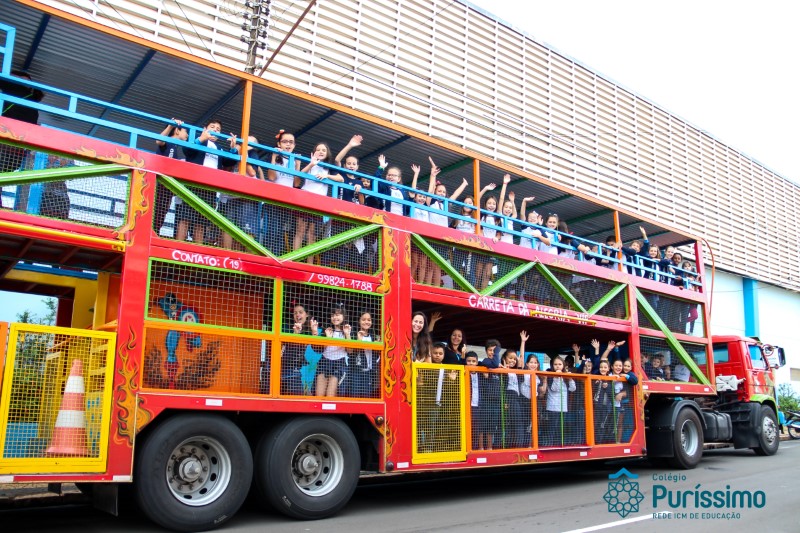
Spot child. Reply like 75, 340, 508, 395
518, 197, 542, 250
612, 359, 636, 443
425, 159, 468, 286
293, 142, 345, 263
407, 163, 430, 283
500, 348, 522, 448
178, 118, 237, 245
316, 306, 351, 397
376, 155, 409, 217
536, 213, 561, 255
265, 129, 301, 256
643, 353, 666, 380
280, 303, 320, 395
519, 350, 545, 448
352, 311, 379, 398
153, 119, 188, 236
333, 134, 365, 204
220, 135, 265, 250
543, 356, 576, 447
593, 360, 614, 444
428, 343, 460, 452
475, 175, 510, 290
619, 226, 652, 277
477, 339, 502, 450
619, 359, 639, 441
451, 195, 478, 283
464, 351, 482, 450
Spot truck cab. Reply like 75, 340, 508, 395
712, 335, 785, 407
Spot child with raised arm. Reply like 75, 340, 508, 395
220, 135, 265, 250
334, 134, 364, 204
179, 119, 238, 245
475, 175, 510, 290
351, 311, 379, 398
316, 305, 351, 398
375, 155, 409, 217
519, 196, 542, 250
153, 119, 188, 236
293, 142, 345, 263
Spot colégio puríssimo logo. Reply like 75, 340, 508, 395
604, 468, 645, 518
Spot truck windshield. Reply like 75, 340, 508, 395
749, 345, 766, 370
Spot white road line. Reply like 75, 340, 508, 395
561, 514, 654, 533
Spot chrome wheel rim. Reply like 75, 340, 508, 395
680, 419, 700, 456
291, 433, 344, 497
165, 436, 231, 506
762, 416, 777, 445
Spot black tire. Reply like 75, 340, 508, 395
752, 406, 780, 456
255, 417, 360, 520
134, 414, 253, 532
667, 408, 703, 469
789, 426, 800, 440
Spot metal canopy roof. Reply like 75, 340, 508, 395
1, 1, 694, 251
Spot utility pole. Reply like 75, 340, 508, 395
240, 0, 271, 74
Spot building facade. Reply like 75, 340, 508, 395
24, 0, 800, 385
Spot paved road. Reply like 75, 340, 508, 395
4, 441, 799, 532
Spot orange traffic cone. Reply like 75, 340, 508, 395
46, 359, 89, 456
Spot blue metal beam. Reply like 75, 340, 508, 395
88, 49, 156, 136
196, 80, 244, 126
360, 135, 411, 160
295, 109, 337, 137
22, 14, 50, 71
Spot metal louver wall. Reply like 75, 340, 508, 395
33, 0, 800, 292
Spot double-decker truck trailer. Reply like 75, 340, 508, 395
0, 10, 788, 532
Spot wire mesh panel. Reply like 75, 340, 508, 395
0, 324, 115, 473
591, 375, 627, 444
318, 222, 381, 276
639, 290, 705, 337
148, 260, 274, 331
414, 364, 464, 460
142, 328, 265, 394
0, 149, 130, 228
280, 282, 382, 399
640, 336, 707, 383
518, 267, 572, 309
537, 372, 583, 447
573, 277, 627, 318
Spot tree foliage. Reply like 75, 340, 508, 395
778, 383, 800, 412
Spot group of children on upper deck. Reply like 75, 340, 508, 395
412, 310, 639, 450
151, 122, 700, 291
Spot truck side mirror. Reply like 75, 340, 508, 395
767, 346, 785, 369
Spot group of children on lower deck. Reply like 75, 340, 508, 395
414, 314, 639, 451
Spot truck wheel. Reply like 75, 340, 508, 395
255, 417, 359, 519
134, 414, 253, 532
752, 406, 779, 456
667, 408, 703, 469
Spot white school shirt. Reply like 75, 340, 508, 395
274, 155, 296, 187
323, 329, 347, 360
546, 376, 576, 412
412, 203, 430, 223
455, 218, 476, 233
539, 229, 559, 255
520, 374, 541, 399
388, 187, 405, 215
613, 380, 624, 407
499, 217, 514, 244
520, 227, 539, 250
482, 214, 498, 239
361, 333, 374, 370
302, 164, 329, 196
506, 372, 520, 396
429, 199, 449, 227
470, 372, 480, 407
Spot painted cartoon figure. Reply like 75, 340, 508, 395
158, 293, 202, 388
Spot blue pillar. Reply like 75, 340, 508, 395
742, 277, 759, 338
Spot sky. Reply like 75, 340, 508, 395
468, 0, 800, 183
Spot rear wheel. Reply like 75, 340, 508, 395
789, 426, 800, 440
134, 414, 253, 532
752, 406, 779, 456
667, 408, 703, 469
255, 417, 360, 520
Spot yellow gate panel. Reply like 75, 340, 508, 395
412, 363, 466, 464
0, 323, 116, 474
